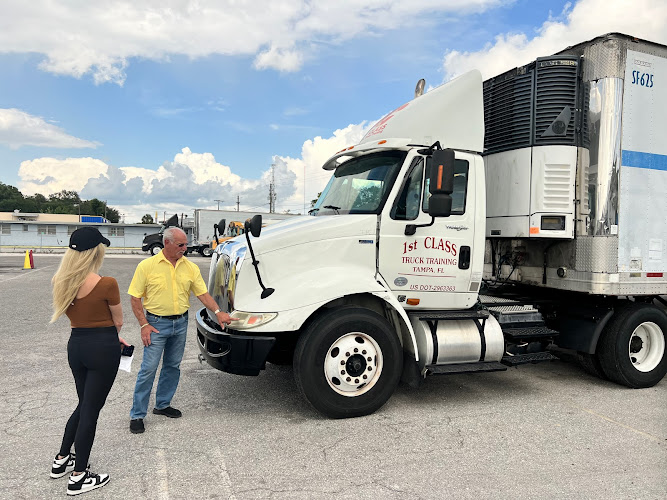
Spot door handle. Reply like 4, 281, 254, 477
459, 246, 471, 270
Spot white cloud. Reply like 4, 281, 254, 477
0, 0, 502, 84
442, 0, 667, 80
0, 108, 99, 150
15, 119, 372, 222
275, 121, 372, 213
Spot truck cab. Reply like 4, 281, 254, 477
197, 71, 517, 417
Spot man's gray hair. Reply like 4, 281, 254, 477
163, 227, 186, 245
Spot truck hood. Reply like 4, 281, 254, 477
245, 214, 377, 256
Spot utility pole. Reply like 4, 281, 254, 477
268, 163, 276, 213
214, 199, 223, 210
236, 195, 240, 212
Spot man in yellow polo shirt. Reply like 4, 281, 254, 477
128, 227, 234, 434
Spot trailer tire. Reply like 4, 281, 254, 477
149, 243, 163, 255
202, 246, 213, 257
293, 306, 402, 419
598, 303, 667, 388
576, 351, 607, 380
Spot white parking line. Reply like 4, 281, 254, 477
213, 445, 236, 500
0, 265, 55, 282
156, 448, 170, 500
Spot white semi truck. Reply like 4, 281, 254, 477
196, 33, 667, 418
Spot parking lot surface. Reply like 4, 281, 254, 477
1, 253, 666, 499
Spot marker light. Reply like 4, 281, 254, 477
406, 298, 420, 306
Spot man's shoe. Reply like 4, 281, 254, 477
67, 469, 110, 496
152, 406, 182, 418
51, 453, 76, 478
130, 418, 145, 434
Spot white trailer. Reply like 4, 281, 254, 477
142, 210, 296, 256
196, 33, 667, 418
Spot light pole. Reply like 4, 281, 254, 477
73, 203, 80, 222
214, 199, 223, 210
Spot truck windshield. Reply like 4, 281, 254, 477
312, 151, 407, 215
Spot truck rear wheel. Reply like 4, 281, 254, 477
293, 306, 402, 419
202, 246, 213, 257
149, 243, 163, 255
598, 303, 667, 388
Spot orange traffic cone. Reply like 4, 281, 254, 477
23, 250, 33, 270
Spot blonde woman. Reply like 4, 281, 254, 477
50, 227, 128, 496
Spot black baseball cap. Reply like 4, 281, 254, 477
69, 227, 111, 252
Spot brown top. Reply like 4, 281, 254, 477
66, 277, 121, 328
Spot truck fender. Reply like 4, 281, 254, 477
372, 274, 419, 362
236, 266, 416, 362
555, 309, 614, 354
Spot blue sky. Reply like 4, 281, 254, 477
1, 0, 665, 222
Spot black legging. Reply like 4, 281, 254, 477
59, 326, 120, 472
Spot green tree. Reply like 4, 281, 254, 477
105, 207, 120, 223
0, 182, 25, 211
141, 214, 154, 224
1, 182, 122, 221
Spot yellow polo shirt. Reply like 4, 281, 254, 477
128, 251, 208, 316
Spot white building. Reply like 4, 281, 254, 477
0, 212, 159, 253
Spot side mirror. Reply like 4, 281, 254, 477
427, 149, 455, 218
245, 214, 263, 238
218, 219, 226, 231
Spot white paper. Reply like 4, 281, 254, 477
119, 355, 134, 373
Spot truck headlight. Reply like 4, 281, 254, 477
228, 311, 278, 330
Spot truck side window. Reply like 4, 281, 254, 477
391, 158, 424, 221
423, 158, 469, 215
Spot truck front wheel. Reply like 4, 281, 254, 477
598, 303, 667, 388
293, 306, 402, 419
149, 243, 163, 255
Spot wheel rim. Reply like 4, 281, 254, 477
324, 332, 383, 397
628, 321, 665, 372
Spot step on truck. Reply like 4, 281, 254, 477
196, 33, 667, 418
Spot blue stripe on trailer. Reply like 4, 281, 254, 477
622, 150, 667, 171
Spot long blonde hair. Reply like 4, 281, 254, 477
51, 243, 106, 323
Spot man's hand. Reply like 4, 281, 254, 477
141, 324, 159, 346
197, 292, 238, 327
215, 310, 238, 326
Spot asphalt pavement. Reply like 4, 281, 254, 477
0, 253, 665, 499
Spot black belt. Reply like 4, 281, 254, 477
147, 311, 188, 320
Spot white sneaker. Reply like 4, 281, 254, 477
67, 469, 110, 496
50, 453, 76, 478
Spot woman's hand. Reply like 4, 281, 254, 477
118, 336, 130, 347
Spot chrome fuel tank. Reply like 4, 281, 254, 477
409, 313, 505, 370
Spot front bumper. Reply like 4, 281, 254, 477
195, 307, 276, 376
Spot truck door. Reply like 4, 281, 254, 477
378, 151, 480, 310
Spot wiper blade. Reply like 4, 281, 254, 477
323, 205, 340, 214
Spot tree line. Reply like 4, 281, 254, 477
0, 182, 122, 223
